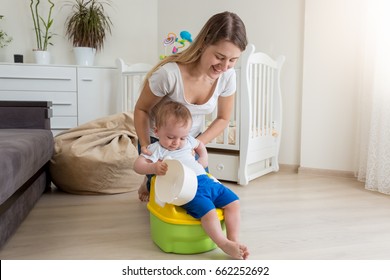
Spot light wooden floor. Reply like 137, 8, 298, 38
1, 171, 390, 260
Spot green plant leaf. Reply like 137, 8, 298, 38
64, 0, 113, 52
30, 0, 55, 51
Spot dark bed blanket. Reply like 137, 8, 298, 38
0, 100, 53, 248
0, 129, 53, 248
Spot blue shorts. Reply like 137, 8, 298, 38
181, 174, 239, 219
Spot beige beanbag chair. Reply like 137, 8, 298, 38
50, 112, 144, 194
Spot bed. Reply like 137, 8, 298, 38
117, 43, 285, 185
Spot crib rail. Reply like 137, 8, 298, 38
116, 58, 152, 112
249, 60, 275, 138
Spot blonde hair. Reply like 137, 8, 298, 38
155, 101, 192, 129
144, 11, 247, 83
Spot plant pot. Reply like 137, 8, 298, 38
73, 47, 96, 66
33, 50, 51, 64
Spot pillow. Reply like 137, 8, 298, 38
50, 112, 144, 194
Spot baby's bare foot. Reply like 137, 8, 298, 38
220, 240, 248, 260
240, 244, 250, 260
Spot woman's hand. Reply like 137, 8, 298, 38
197, 95, 234, 145
194, 140, 208, 168
141, 145, 152, 156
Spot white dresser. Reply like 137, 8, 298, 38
0, 63, 119, 135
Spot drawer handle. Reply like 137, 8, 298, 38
217, 163, 224, 171
81, 78, 93, 82
0, 76, 72, 81
52, 102, 72, 106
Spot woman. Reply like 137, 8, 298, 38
134, 11, 248, 201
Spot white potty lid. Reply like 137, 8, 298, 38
155, 158, 197, 206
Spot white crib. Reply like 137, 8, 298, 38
117, 44, 285, 185
206, 44, 285, 185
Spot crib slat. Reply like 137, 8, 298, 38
266, 65, 271, 136
261, 64, 266, 136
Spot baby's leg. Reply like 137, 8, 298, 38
201, 209, 245, 259
223, 200, 250, 259
223, 200, 241, 242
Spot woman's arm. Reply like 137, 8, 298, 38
197, 94, 234, 145
134, 82, 162, 155
194, 140, 208, 168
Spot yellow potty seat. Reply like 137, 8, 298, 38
147, 176, 225, 254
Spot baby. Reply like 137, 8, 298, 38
134, 100, 249, 260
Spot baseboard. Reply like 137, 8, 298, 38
298, 166, 354, 178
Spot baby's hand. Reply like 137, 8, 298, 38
155, 160, 168, 175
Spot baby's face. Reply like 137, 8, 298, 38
156, 119, 191, 151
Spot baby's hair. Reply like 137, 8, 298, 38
155, 101, 192, 129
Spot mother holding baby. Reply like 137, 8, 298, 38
134, 11, 248, 202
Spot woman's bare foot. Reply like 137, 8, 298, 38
219, 240, 249, 260
138, 180, 149, 202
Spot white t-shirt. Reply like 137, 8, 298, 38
142, 135, 206, 176
148, 62, 236, 137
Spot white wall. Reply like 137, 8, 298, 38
1, 0, 305, 168
0, 0, 158, 66
300, 0, 363, 172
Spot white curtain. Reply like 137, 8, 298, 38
355, 0, 390, 194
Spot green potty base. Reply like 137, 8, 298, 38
150, 212, 226, 254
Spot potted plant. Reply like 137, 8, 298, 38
29, 0, 55, 64
0, 15, 13, 49
65, 0, 113, 66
